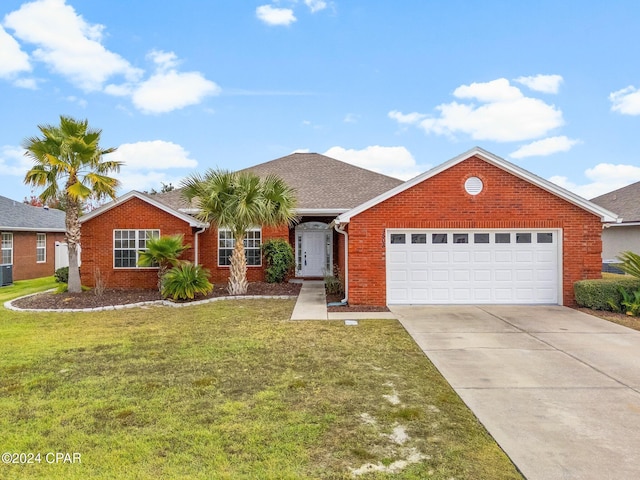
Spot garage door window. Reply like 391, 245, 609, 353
495, 233, 510, 243
474, 233, 490, 243
432, 233, 447, 244
411, 233, 427, 244
390, 234, 406, 244
516, 233, 532, 243
453, 233, 468, 244
537, 232, 553, 243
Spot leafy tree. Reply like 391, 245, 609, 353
181, 169, 297, 294
138, 234, 190, 291
147, 182, 175, 194
23, 116, 121, 293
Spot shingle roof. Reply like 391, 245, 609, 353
591, 180, 640, 222
151, 152, 404, 212
0, 195, 66, 231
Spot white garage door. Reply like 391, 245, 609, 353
386, 229, 561, 304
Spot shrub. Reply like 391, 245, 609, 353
262, 239, 295, 283
617, 251, 640, 279
325, 265, 344, 295
54, 266, 69, 283
619, 287, 640, 316
161, 262, 213, 301
574, 277, 640, 311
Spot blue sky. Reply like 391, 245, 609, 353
2, 0, 640, 203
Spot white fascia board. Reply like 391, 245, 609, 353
605, 221, 640, 227
337, 146, 619, 224
295, 208, 349, 216
0, 226, 66, 232
79, 190, 208, 228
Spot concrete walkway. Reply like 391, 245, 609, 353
391, 305, 640, 480
290, 281, 395, 320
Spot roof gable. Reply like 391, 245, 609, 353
79, 191, 207, 227
591, 180, 640, 222
0, 195, 66, 231
337, 147, 618, 223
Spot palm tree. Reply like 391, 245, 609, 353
181, 169, 297, 295
138, 234, 190, 291
23, 116, 121, 293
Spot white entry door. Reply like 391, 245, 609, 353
300, 230, 327, 277
386, 229, 561, 304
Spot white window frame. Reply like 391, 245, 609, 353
218, 228, 262, 267
113, 229, 160, 269
1, 232, 13, 265
36, 233, 46, 263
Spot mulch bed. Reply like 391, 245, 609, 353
325, 292, 390, 313
11, 282, 302, 310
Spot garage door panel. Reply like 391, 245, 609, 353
387, 229, 559, 305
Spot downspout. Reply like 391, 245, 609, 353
334, 221, 348, 304
193, 226, 207, 266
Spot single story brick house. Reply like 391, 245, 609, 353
0, 195, 66, 283
590, 181, 640, 272
79, 147, 616, 306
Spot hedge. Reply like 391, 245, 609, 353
574, 277, 640, 311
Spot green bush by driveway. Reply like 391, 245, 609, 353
574, 277, 640, 311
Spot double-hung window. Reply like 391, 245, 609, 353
114, 230, 159, 268
36, 233, 46, 263
218, 228, 262, 266
1, 233, 12, 265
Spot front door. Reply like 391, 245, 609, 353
300, 230, 326, 277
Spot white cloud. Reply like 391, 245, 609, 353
510, 136, 581, 159
0, 26, 31, 77
343, 113, 359, 123
291, 148, 310, 153
305, 0, 328, 13
13, 77, 37, 89
0, 145, 32, 176
109, 140, 198, 171
388, 110, 427, 125
515, 74, 563, 94
132, 68, 220, 115
610, 86, 640, 115
390, 78, 564, 142
4, 0, 142, 91
125, 50, 220, 115
109, 140, 198, 194
550, 163, 640, 199
324, 145, 427, 180
256, 5, 296, 26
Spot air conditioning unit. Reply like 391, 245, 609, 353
0, 264, 13, 286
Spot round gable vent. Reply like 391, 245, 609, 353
464, 176, 483, 195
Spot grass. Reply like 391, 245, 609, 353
0, 280, 522, 479
0, 276, 57, 304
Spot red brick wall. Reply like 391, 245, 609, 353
80, 196, 291, 289
347, 156, 602, 307
9, 231, 66, 281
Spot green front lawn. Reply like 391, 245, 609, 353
0, 276, 57, 304
1, 287, 521, 479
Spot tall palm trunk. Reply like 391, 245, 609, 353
228, 235, 248, 295
66, 199, 82, 293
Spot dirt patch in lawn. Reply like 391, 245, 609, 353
11, 282, 301, 310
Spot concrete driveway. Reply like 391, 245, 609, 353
390, 305, 640, 480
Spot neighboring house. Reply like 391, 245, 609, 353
591, 180, 640, 271
78, 148, 616, 306
0, 195, 66, 283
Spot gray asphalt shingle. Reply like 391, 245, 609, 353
0, 195, 66, 231
591, 180, 640, 222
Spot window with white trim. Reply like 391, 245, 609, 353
114, 230, 159, 268
36, 233, 46, 263
1, 233, 12, 265
218, 228, 262, 266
